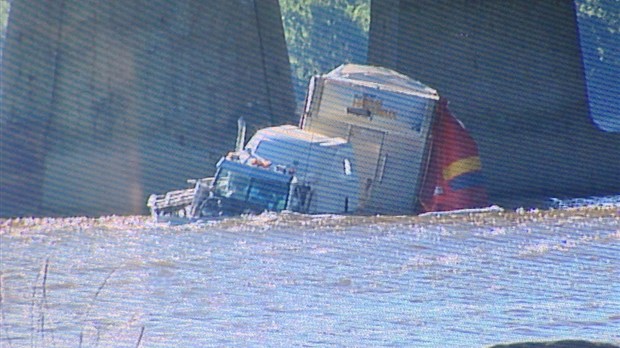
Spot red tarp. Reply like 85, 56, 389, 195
420, 98, 488, 212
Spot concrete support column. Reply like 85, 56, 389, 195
1, 0, 65, 216
368, 0, 620, 203
1, 0, 294, 216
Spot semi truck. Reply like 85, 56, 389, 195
147, 64, 486, 221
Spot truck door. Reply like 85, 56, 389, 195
348, 125, 385, 211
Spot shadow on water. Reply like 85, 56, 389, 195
489, 340, 619, 348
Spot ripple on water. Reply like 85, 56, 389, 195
1, 202, 619, 347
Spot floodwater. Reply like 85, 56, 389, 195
1, 199, 619, 347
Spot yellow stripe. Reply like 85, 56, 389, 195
443, 156, 482, 181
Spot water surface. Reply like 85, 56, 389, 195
1, 203, 619, 347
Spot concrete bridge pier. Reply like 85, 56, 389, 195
1, 0, 295, 216
368, 0, 620, 204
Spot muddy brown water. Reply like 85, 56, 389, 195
1, 203, 619, 347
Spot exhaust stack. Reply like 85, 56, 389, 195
235, 117, 246, 152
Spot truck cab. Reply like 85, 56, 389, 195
195, 125, 359, 217
207, 159, 293, 215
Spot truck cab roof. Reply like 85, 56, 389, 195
246, 125, 347, 149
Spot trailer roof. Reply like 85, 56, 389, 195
324, 64, 439, 100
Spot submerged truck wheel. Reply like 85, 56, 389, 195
199, 197, 223, 218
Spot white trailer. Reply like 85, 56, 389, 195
301, 64, 439, 214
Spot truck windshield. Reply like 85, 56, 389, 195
214, 168, 289, 211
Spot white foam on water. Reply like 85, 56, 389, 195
418, 205, 505, 218
550, 195, 620, 209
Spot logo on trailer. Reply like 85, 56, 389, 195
348, 94, 397, 120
